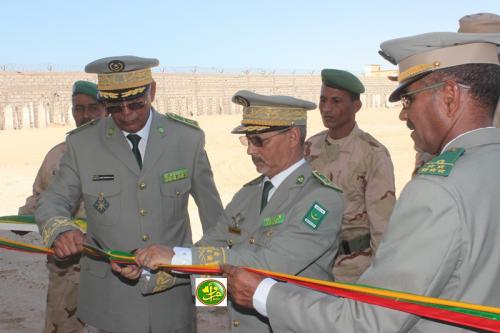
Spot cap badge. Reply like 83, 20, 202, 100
108, 60, 125, 72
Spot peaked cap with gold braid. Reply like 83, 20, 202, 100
231, 90, 316, 134
85, 55, 159, 102
379, 32, 500, 102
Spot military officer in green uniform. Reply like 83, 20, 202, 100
127, 91, 345, 333
35, 56, 225, 333
222, 32, 500, 332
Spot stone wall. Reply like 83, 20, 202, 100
0, 71, 398, 130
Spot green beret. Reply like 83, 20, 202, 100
321, 69, 365, 94
72, 80, 100, 100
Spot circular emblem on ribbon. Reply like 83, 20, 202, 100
108, 60, 125, 72
196, 279, 227, 306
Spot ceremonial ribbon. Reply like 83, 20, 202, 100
0, 215, 87, 231
1, 236, 500, 332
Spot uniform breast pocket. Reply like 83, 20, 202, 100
252, 226, 278, 250
160, 178, 191, 221
82, 180, 121, 226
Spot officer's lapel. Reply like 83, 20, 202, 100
141, 110, 167, 174
261, 162, 310, 216
101, 117, 141, 176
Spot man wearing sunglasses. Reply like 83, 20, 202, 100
35, 56, 224, 333
221, 31, 500, 332
305, 69, 396, 283
130, 90, 345, 333
18, 81, 106, 333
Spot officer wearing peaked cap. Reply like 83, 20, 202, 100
411, 13, 500, 172
305, 69, 396, 283
132, 90, 344, 333
35, 56, 225, 333
219, 32, 500, 333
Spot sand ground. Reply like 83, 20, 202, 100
0, 109, 415, 332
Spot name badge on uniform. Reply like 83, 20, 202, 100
93, 192, 110, 214
262, 213, 285, 227
92, 175, 115, 181
162, 168, 188, 183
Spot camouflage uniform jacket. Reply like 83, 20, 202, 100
19, 142, 85, 220
305, 124, 396, 282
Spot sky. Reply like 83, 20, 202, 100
0, 0, 499, 73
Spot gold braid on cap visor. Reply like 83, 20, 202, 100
97, 68, 153, 91
241, 106, 306, 126
398, 62, 440, 83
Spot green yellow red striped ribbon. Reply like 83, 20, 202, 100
0, 215, 87, 232
1, 236, 499, 332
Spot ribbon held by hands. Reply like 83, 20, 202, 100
1, 236, 500, 332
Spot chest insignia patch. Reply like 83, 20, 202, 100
417, 148, 465, 177
295, 175, 305, 185
262, 213, 285, 227
162, 168, 188, 183
93, 192, 109, 214
303, 202, 328, 230
107, 126, 116, 137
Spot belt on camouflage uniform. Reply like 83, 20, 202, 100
337, 233, 371, 256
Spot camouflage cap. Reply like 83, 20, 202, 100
72, 81, 100, 101
231, 90, 316, 134
84, 55, 159, 102
380, 32, 500, 102
321, 69, 365, 94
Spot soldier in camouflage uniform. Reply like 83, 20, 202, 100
413, 12, 500, 172
18, 81, 106, 333
305, 69, 396, 283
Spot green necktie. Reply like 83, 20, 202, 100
260, 180, 274, 213
127, 134, 142, 169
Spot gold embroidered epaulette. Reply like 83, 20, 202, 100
312, 170, 343, 193
66, 118, 100, 135
165, 112, 200, 129
243, 175, 264, 187
417, 147, 465, 177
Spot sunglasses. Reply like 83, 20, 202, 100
239, 127, 291, 147
105, 100, 147, 114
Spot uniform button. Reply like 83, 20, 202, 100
142, 234, 150, 241
233, 320, 240, 327
249, 237, 255, 245
139, 182, 146, 190
140, 209, 147, 216
266, 229, 273, 237
227, 239, 233, 246
175, 191, 181, 196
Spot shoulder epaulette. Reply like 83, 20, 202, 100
417, 147, 465, 177
66, 118, 100, 135
243, 175, 264, 187
359, 132, 381, 148
165, 112, 200, 129
312, 170, 343, 193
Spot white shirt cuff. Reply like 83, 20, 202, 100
171, 247, 193, 265
253, 278, 277, 317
